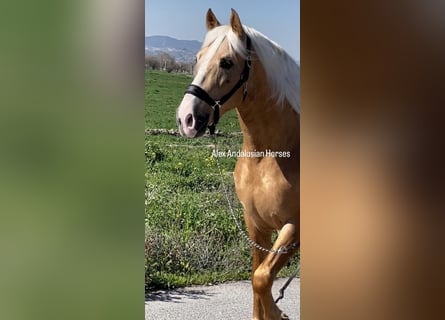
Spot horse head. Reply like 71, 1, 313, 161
176, 9, 251, 138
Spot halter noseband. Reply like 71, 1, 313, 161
184, 35, 252, 135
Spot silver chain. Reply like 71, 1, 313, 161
211, 134, 299, 255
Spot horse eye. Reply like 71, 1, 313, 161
219, 58, 233, 69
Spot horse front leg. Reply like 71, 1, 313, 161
244, 213, 272, 320
252, 222, 299, 320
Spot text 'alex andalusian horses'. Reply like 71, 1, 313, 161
176, 9, 300, 320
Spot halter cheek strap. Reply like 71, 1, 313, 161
184, 35, 252, 135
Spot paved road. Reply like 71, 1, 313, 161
145, 278, 300, 320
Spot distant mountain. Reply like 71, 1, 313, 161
145, 36, 202, 63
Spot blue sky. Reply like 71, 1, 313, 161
145, 0, 300, 62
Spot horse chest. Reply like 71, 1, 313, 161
234, 158, 298, 229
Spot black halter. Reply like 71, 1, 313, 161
184, 35, 252, 135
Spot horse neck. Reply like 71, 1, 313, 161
236, 68, 299, 153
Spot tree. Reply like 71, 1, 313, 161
144, 52, 193, 74
157, 52, 176, 72
145, 55, 160, 70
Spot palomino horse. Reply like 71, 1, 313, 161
176, 9, 300, 320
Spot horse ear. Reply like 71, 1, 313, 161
206, 9, 220, 30
230, 8, 245, 39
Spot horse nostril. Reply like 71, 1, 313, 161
185, 114, 193, 128
177, 118, 182, 126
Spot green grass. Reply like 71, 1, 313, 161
145, 70, 190, 130
145, 70, 298, 291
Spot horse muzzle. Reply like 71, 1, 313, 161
176, 94, 212, 138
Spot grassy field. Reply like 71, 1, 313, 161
145, 70, 298, 291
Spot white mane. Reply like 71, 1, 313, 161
202, 25, 300, 114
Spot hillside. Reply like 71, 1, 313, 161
145, 35, 201, 62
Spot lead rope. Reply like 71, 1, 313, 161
274, 257, 300, 304
210, 133, 300, 303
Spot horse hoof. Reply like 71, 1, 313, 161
281, 312, 289, 320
